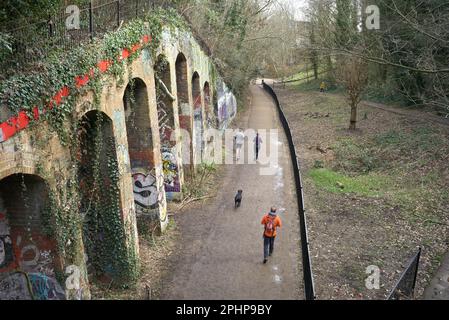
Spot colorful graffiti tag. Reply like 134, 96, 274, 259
28, 273, 66, 300
0, 195, 65, 300
157, 99, 181, 193
161, 147, 180, 193
0, 272, 65, 300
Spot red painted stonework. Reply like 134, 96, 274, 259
0, 35, 151, 144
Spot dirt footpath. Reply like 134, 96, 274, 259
159, 84, 304, 300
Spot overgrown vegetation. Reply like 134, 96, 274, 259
0, 8, 189, 294
276, 86, 449, 298
180, 163, 219, 208
305, 0, 449, 117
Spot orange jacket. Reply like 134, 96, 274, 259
261, 214, 282, 237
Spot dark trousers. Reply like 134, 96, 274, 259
255, 146, 259, 160
263, 236, 276, 259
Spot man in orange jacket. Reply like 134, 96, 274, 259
261, 207, 282, 264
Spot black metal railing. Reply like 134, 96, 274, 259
0, 0, 170, 76
262, 80, 316, 300
388, 248, 421, 300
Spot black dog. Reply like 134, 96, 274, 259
235, 190, 243, 208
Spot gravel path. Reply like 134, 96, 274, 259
159, 84, 304, 300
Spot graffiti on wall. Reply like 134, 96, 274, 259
162, 147, 180, 193
0, 205, 13, 270
0, 272, 32, 300
204, 91, 216, 131
157, 102, 172, 141
132, 167, 167, 223
133, 171, 160, 211
216, 80, 237, 129
157, 100, 181, 193
0, 272, 65, 300
0, 235, 14, 269
0, 195, 65, 300
193, 94, 204, 162
28, 272, 66, 300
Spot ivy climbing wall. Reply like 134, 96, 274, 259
0, 10, 237, 300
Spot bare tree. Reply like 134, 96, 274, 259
335, 56, 368, 130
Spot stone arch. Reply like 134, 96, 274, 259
77, 110, 125, 283
0, 173, 65, 300
192, 72, 203, 164
123, 78, 165, 233
175, 53, 192, 170
154, 55, 182, 199
203, 81, 215, 130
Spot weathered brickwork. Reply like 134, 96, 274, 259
0, 26, 237, 300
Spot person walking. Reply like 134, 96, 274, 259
234, 129, 245, 161
320, 81, 326, 93
261, 207, 282, 264
253, 132, 263, 161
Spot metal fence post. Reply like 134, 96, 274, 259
412, 247, 422, 296
117, 0, 121, 27
387, 247, 422, 300
89, 1, 94, 41
48, 16, 54, 38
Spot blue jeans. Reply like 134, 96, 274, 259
263, 236, 275, 259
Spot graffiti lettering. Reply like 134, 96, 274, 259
133, 172, 159, 210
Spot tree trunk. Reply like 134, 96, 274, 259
313, 53, 319, 80
349, 104, 357, 130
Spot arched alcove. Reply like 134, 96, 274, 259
0, 173, 65, 300
123, 78, 164, 233
155, 55, 181, 197
175, 53, 192, 170
192, 72, 203, 164
77, 110, 124, 283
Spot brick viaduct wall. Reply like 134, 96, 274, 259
0, 25, 236, 300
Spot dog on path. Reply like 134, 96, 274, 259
235, 190, 243, 208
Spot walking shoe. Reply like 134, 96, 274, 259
263, 259, 268, 264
